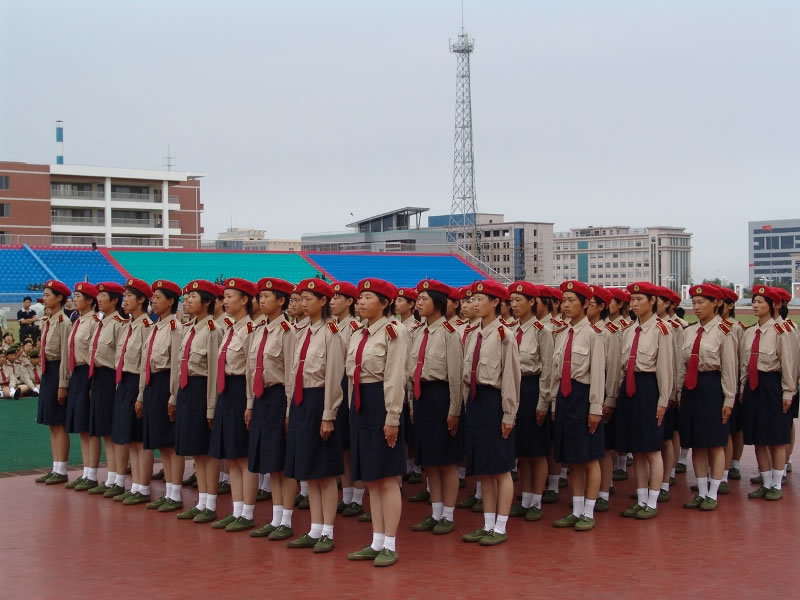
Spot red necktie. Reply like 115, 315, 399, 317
179, 328, 196, 389
469, 332, 483, 399
748, 328, 761, 391
68, 318, 81, 372
684, 328, 704, 390
516, 327, 523, 347
560, 328, 574, 397
253, 326, 269, 398
115, 325, 134, 385
413, 327, 430, 399
217, 327, 235, 394
41, 320, 51, 373
144, 326, 158, 386
353, 328, 370, 411
1, 368, 7, 385
625, 326, 642, 397
461, 325, 474, 347
88, 321, 103, 378
294, 328, 313, 406
34, 368, 40, 385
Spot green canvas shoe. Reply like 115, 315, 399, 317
256, 489, 272, 502
225, 517, 255, 532
217, 481, 231, 495
74, 478, 97, 492
151, 468, 165, 481
177, 506, 202, 521
669, 476, 676, 486
459, 478, 466, 489
337, 500, 346, 513
612, 469, 628, 481
765, 487, 783, 501
192, 508, 217, 523
574, 516, 595, 531
347, 545, 379, 561
182, 472, 197, 486
342, 502, 363, 517
267, 525, 294, 540
683, 495, 704, 509
411, 516, 439, 532
728, 467, 741, 480
65, 476, 84, 489
621, 502, 642, 518
297, 495, 310, 509
408, 489, 431, 503
750, 474, 763, 484
553, 513, 580, 528
103, 484, 123, 498
406, 472, 423, 485
718, 482, 730, 495
511, 470, 519, 481
594, 498, 609, 513
45, 473, 68, 485
287, 533, 319, 548
658, 489, 670, 502
146, 496, 168, 510
635, 506, 658, 519
748, 486, 768, 499
35, 471, 54, 483
211, 514, 237, 529
432, 518, 455, 534
373, 549, 398, 567
675, 462, 687, 474
478, 531, 508, 546
113, 490, 133, 503
699, 497, 718, 511
123, 492, 151, 505
250, 523, 277, 537
158, 499, 184, 513
558, 477, 568, 489
525, 505, 544, 521
509, 503, 527, 518
462, 527, 490, 543
455, 495, 478, 509
313, 535, 335, 553
541, 490, 559, 504
357, 512, 372, 522
470, 500, 484, 513
88, 483, 110, 495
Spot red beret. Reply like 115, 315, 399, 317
608, 287, 629, 304
44, 279, 71, 298
721, 287, 738, 303
332, 281, 359, 299
560, 280, 592, 300
447, 286, 462, 302
295, 278, 334, 299
588, 284, 612, 306
688, 283, 723, 300
257, 277, 294, 296
459, 286, 473, 300
151, 279, 181, 297
125, 277, 154, 298
416, 279, 451, 297
508, 281, 539, 298
667, 289, 682, 305
96, 282, 125, 296
397, 287, 419, 302
626, 281, 660, 296
773, 287, 791, 304
752, 285, 781, 303
539, 286, 562, 302
471, 280, 509, 301
183, 279, 219, 297
73, 282, 98, 298
358, 278, 398, 301
222, 277, 257, 298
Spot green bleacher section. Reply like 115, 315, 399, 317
109, 250, 320, 285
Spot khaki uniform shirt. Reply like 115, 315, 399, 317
92, 313, 129, 370
69, 311, 99, 367
138, 314, 182, 405
245, 314, 297, 409
42, 309, 72, 388
407, 316, 463, 417
12, 358, 33, 388
676, 315, 737, 408
220, 316, 254, 377
590, 319, 623, 408
618, 315, 674, 409
179, 316, 223, 418
514, 317, 554, 412
116, 313, 153, 377
0, 363, 17, 388
739, 318, 796, 401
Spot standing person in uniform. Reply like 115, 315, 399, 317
34, 280, 73, 486
743, 286, 796, 500
345, 278, 409, 567
86, 283, 128, 496
211, 284, 232, 497
507, 282, 553, 522
173, 280, 223, 523
407, 279, 464, 535
64, 283, 100, 490
140, 280, 184, 512
545, 281, 606, 532
288, 285, 311, 509
111, 278, 154, 505
208, 278, 257, 531
395, 287, 423, 492
717, 287, 744, 493
460, 280, 520, 546
246, 278, 296, 537
678, 284, 736, 511
395, 288, 420, 330
771, 288, 798, 482
616, 283, 673, 520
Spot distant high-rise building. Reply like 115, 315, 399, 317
749, 219, 800, 288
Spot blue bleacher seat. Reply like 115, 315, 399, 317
0, 249, 52, 296
32, 249, 126, 287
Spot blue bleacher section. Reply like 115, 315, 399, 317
31, 248, 125, 287
307, 253, 485, 287
0, 249, 52, 296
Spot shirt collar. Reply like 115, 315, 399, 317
309, 318, 326, 333
233, 315, 253, 332
758, 317, 776, 333
367, 316, 389, 336
638, 315, 657, 332
569, 315, 588, 333
426, 316, 446, 332
699, 314, 720, 333
519, 316, 537, 332
267, 313, 288, 332
479, 317, 501, 335
49, 309, 65, 322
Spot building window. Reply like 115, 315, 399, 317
0, 176, 8, 190
0, 230, 8, 244
0, 203, 8, 217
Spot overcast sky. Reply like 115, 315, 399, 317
2, 0, 798, 284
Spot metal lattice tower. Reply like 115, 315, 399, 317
448, 27, 480, 260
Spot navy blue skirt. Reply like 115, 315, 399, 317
285, 387, 343, 480
336, 375, 350, 451
792, 393, 799, 419
730, 393, 745, 433
412, 380, 464, 467
66, 364, 91, 434
350, 381, 406, 482
143, 370, 174, 450
604, 407, 617, 451
175, 376, 211, 457
742, 372, 792, 446
111, 372, 143, 444
679, 371, 729, 449
516, 375, 550, 458
662, 404, 678, 441
89, 366, 115, 437
403, 402, 415, 448
208, 375, 249, 460
465, 385, 516, 476
615, 372, 664, 453
248, 384, 288, 474
553, 381, 605, 464
37, 359, 65, 426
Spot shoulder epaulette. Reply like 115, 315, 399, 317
669, 320, 680, 329
246, 322, 254, 334
93, 314, 101, 322
328, 321, 339, 334
718, 321, 731, 335
553, 324, 568, 334
280, 321, 291, 332
723, 318, 734, 328
456, 318, 465, 325
170, 319, 177, 331
349, 320, 361, 332
785, 320, 795, 331
619, 318, 630, 328
411, 322, 423, 331
656, 321, 669, 335
207, 319, 216, 331
590, 323, 602, 333
184, 320, 193, 327
113, 315, 127, 323
58, 315, 64, 323
775, 323, 785, 334
605, 322, 618, 333
533, 320, 544, 331
224, 317, 234, 328
498, 326, 506, 341
738, 321, 747, 329
386, 323, 397, 340
142, 318, 151, 327
443, 321, 456, 333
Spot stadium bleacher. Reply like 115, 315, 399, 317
0, 248, 54, 296
30, 248, 125, 287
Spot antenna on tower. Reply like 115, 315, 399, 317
163, 145, 175, 171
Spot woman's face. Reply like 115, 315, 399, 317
561, 292, 586, 320
358, 291, 386, 322
301, 291, 325, 320
42, 288, 61, 310
183, 291, 203, 316
330, 293, 352, 318
259, 291, 284, 316
752, 295, 771, 318
630, 293, 653, 318
416, 291, 436, 319
96, 292, 115, 314
73, 291, 92, 313
288, 294, 303, 318
509, 293, 533, 320
586, 298, 604, 321
460, 297, 475, 320
692, 295, 718, 322
609, 298, 622, 316
122, 289, 142, 314
472, 293, 497, 319
395, 297, 414, 316
223, 289, 247, 316
151, 289, 174, 317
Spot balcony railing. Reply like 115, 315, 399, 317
51, 189, 180, 204
50, 190, 105, 200
51, 215, 105, 225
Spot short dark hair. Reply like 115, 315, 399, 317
23, 296, 32, 303
426, 290, 448, 318
375, 292, 393, 317
334, 293, 355, 317
308, 291, 331, 320
158, 288, 180, 315
127, 286, 150, 313
197, 291, 216, 316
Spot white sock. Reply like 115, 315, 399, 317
572, 496, 585, 517
670, 468, 676, 478
647, 489, 659, 509
442, 505, 455, 521
696, 476, 709, 498
105, 471, 117, 486
233, 500, 244, 518
583, 498, 596, 519
493, 514, 508, 534
241, 504, 254, 520
406, 458, 414, 473
321, 524, 334, 539
371, 532, 385, 552
475, 480, 482, 500
222, 472, 230, 483
432, 501, 444, 521
598, 491, 609, 501
731, 459, 741, 470
547, 475, 559, 491
559, 467, 568, 479
707, 478, 720, 500
383, 535, 396, 552
514, 458, 519, 470
166, 483, 173, 499
271, 505, 283, 527
521, 492, 533, 509
414, 465, 422, 474
140, 484, 150, 496
636, 487, 648, 506
82, 467, 89, 479
131, 483, 140, 494
661, 481, 670, 492
483, 512, 496, 531
55, 461, 68, 475
309, 522, 322, 539
206, 494, 217, 511
761, 470, 773, 489
678, 449, 688, 464
258, 473, 265, 489
789, 457, 793, 465
281, 509, 293, 527
353, 487, 365, 505
458, 466, 466, 479
531, 493, 542, 508
300, 481, 308, 496
115, 473, 126, 487
426, 478, 430, 492
87, 467, 98, 481
172, 484, 183, 502
218, 472, 224, 483
196, 493, 207, 511
615, 456, 626, 471
343, 487, 354, 504
264, 473, 272, 492
722, 469, 729, 483
773, 469, 784, 491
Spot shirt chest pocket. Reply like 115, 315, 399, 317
571, 344, 590, 369
363, 344, 386, 372
267, 337, 283, 357
228, 336, 244, 353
